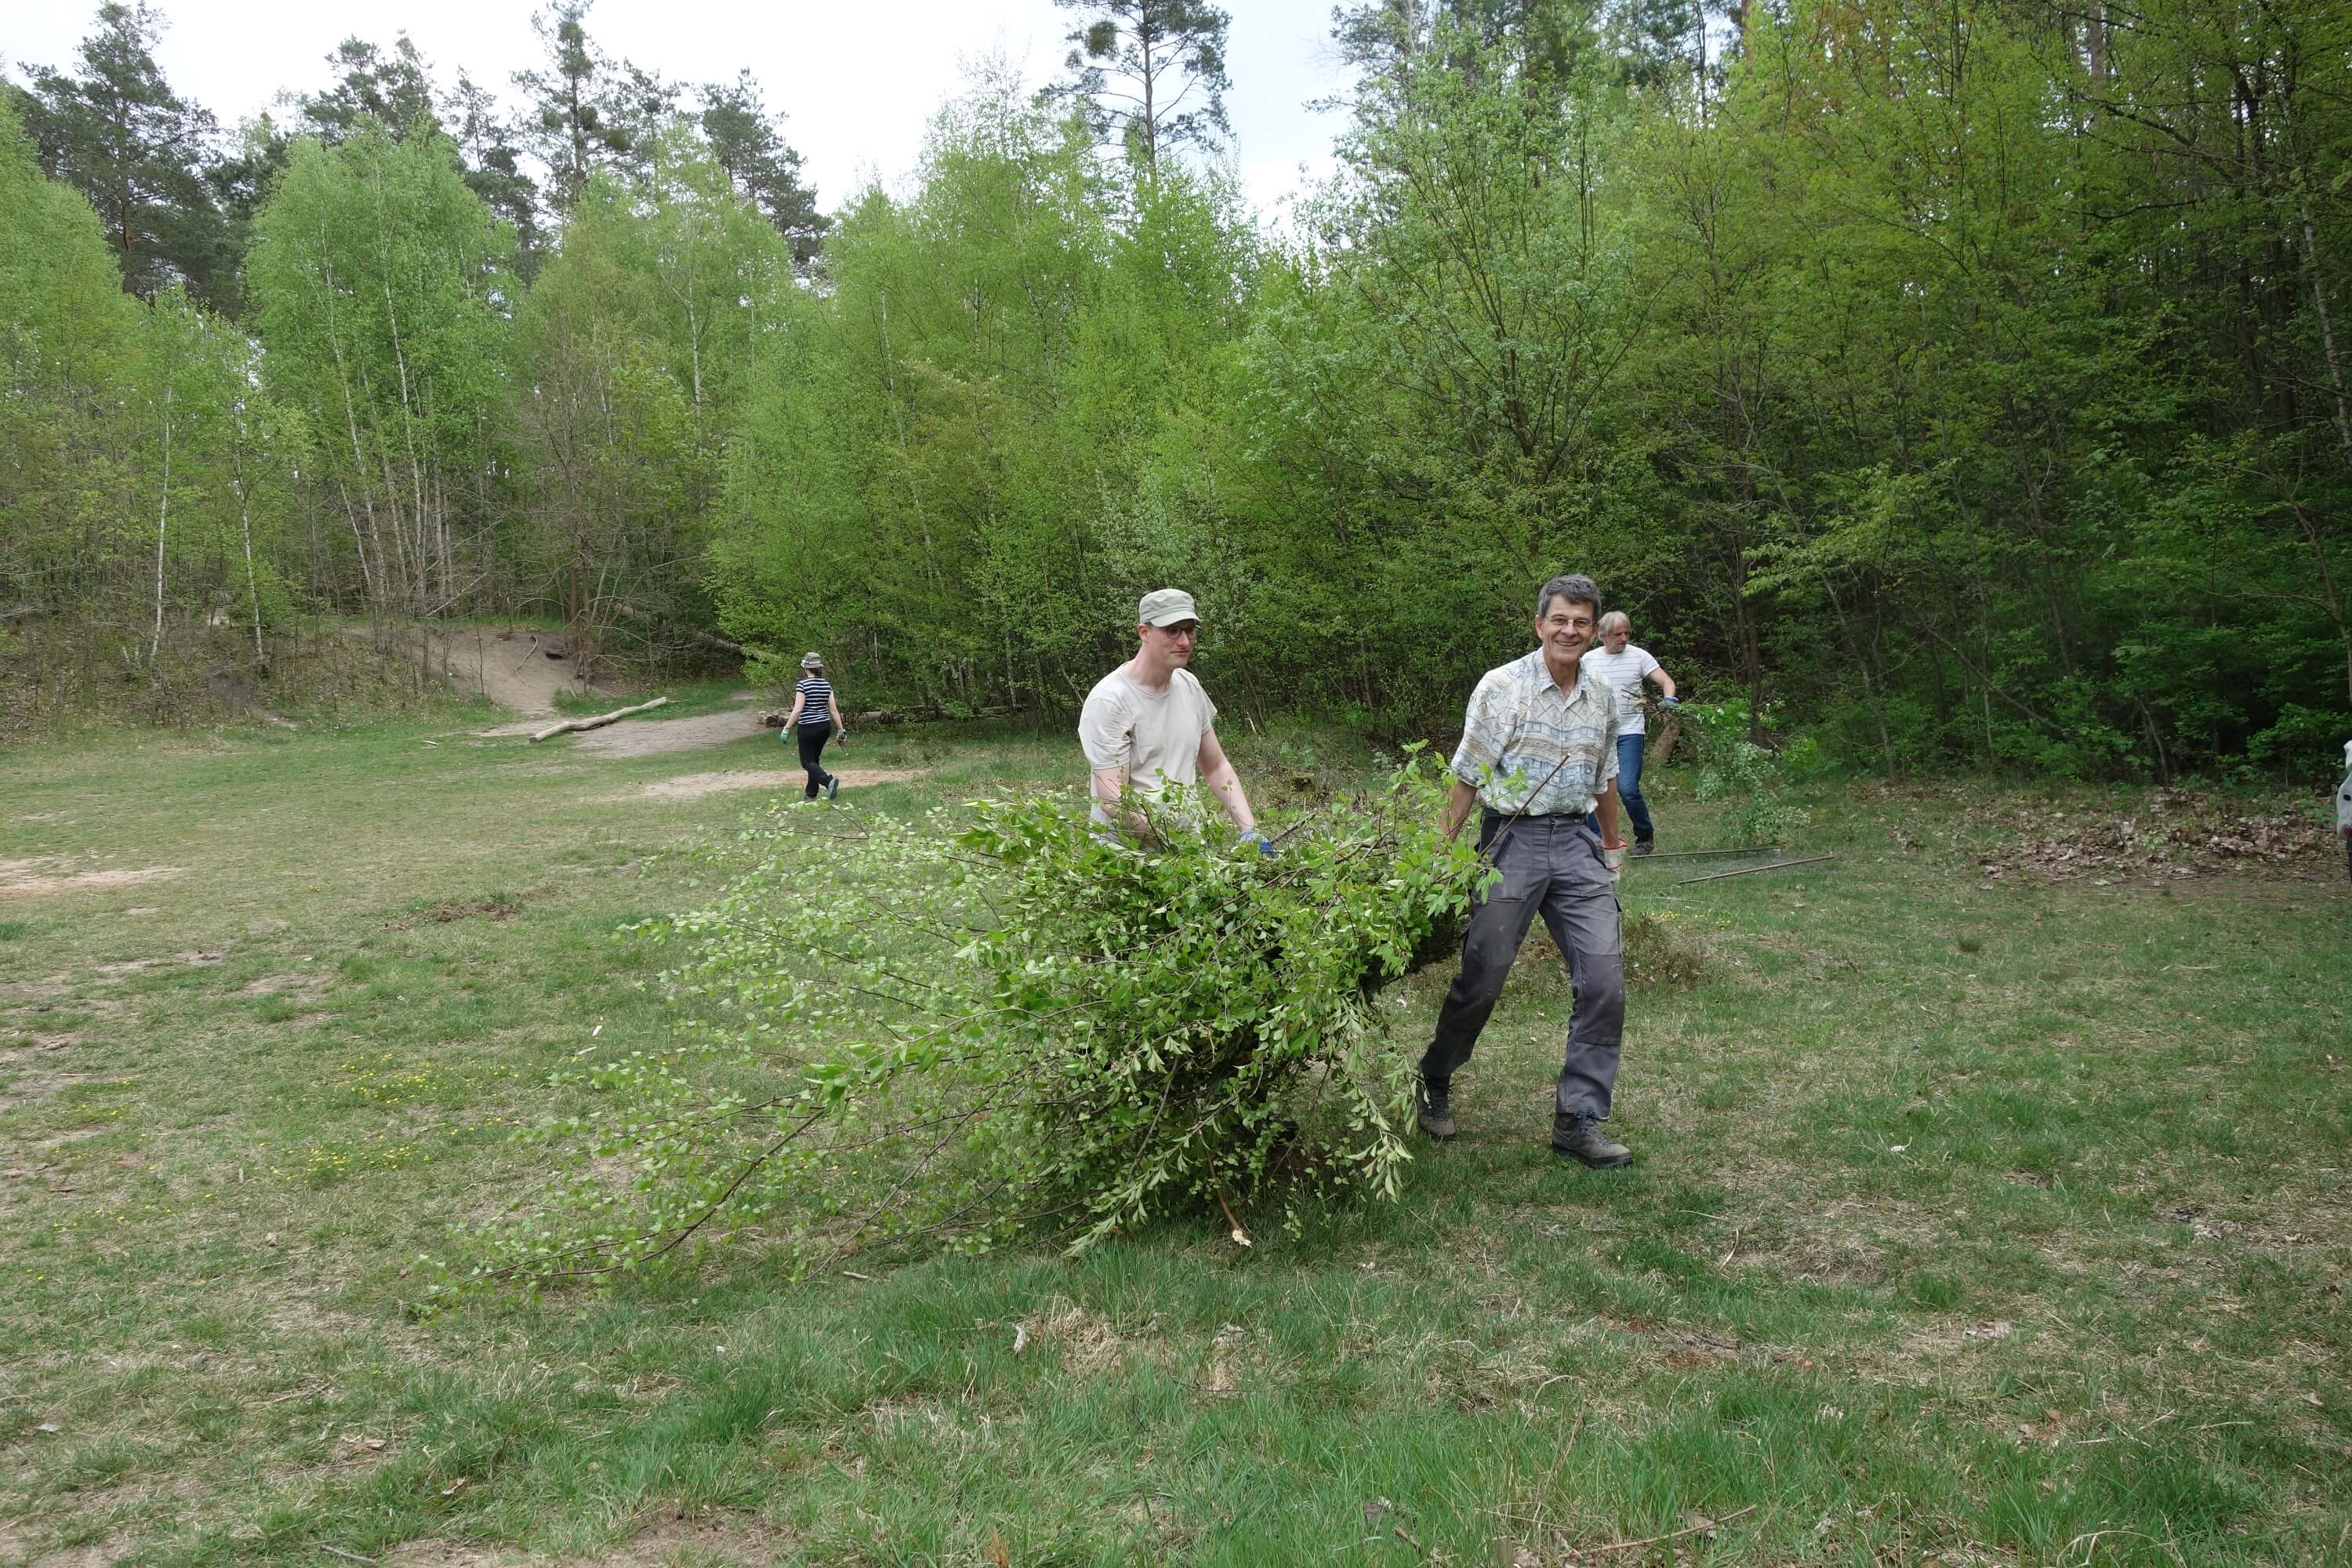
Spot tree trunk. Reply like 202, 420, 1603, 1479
232, 435, 265, 667
530, 696, 669, 742
150, 384, 172, 666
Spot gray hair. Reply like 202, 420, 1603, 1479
1599, 610, 1631, 633
1536, 574, 1601, 621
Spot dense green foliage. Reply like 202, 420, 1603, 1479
452, 759, 1482, 1291
245, 127, 512, 620
5, 0, 2350, 779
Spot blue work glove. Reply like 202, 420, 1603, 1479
1236, 829, 1279, 858
1660, 695, 1680, 708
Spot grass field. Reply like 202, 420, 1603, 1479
2, 710, 2347, 1567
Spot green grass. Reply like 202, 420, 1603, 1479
1, 718, 2347, 1566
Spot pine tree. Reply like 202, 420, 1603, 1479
11, 2, 234, 309
295, 35, 440, 142
514, 0, 673, 213
445, 72, 543, 270
697, 71, 826, 267
1045, 0, 1232, 176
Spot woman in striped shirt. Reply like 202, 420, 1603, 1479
782, 652, 848, 800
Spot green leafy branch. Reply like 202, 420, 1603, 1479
436, 755, 1484, 1298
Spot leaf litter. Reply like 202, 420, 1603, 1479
1970, 789, 2339, 884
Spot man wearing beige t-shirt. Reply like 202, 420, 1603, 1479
1079, 589, 1268, 849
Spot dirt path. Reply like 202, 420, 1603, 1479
572, 706, 768, 757
406, 623, 786, 759
421, 628, 607, 729
615, 768, 932, 801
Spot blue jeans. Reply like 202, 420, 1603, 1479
1617, 733, 1654, 842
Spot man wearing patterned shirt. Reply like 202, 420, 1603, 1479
1416, 573, 1635, 1167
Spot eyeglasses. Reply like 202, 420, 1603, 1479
1540, 616, 1593, 633
1152, 623, 1201, 641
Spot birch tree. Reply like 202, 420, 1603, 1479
247, 125, 510, 619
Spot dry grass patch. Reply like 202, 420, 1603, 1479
0, 858, 184, 899
1969, 788, 2339, 884
234, 972, 333, 1002
1014, 1296, 1145, 1377
619, 768, 931, 803
589, 1517, 798, 1568
0, 1523, 129, 1568
383, 1517, 802, 1568
383, 898, 521, 931
1, 975, 72, 1001
0, 1067, 92, 1110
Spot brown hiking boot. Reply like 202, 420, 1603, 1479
1414, 1084, 1457, 1141
1552, 1112, 1631, 1167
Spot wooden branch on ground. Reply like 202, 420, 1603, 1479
1632, 846, 1782, 860
1677, 855, 1838, 885
1584, 1504, 1760, 1553
530, 696, 668, 742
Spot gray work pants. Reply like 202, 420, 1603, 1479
1418, 811, 1626, 1119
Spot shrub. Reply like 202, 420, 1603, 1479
1685, 699, 1813, 847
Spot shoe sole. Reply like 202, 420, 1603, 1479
1552, 1144, 1632, 1168
1416, 1119, 1456, 1141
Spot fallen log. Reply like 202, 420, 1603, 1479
1676, 854, 1838, 885
531, 696, 668, 742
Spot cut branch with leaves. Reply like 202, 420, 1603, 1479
437, 756, 1483, 1298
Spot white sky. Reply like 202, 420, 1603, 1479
3, 0, 1358, 223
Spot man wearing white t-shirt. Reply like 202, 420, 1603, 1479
1585, 612, 1679, 855
1078, 588, 1269, 850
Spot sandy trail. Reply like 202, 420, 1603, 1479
421, 627, 608, 729
572, 706, 768, 757
410, 624, 832, 764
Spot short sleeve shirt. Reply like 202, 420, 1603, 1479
1078, 667, 1218, 827
1450, 651, 1621, 817
1584, 644, 1661, 735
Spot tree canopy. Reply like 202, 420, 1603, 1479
4, 0, 2347, 784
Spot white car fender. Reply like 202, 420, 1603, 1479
2337, 739, 2351, 880
2339, 739, 2352, 838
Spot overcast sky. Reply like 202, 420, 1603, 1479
3, 0, 1359, 222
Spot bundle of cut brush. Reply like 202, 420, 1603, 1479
445, 754, 1488, 1297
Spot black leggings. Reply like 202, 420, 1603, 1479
796, 721, 835, 797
